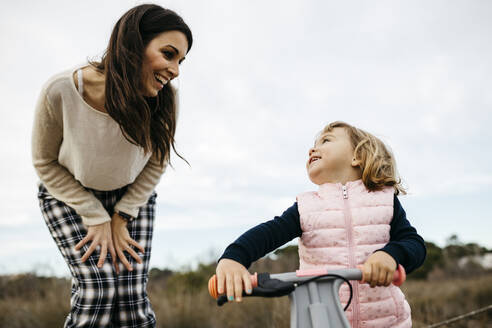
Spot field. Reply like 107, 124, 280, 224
1, 250, 491, 328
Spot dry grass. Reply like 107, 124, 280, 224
1, 264, 491, 327
0, 274, 70, 328
402, 274, 492, 328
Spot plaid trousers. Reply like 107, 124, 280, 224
38, 183, 156, 328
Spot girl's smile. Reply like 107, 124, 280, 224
308, 155, 321, 165
306, 127, 361, 185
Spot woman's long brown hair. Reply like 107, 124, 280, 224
92, 4, 193, 166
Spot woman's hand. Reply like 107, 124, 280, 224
111, 213, 145, 274
74, 221, 117, 269
216, 258, 253, 302
361, 251, 397, 288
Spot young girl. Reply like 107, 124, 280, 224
216, 121, 426, 328
32, 4, 192, 327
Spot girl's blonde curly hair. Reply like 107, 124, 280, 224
322, 121, 406, 195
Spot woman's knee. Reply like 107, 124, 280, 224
73, 262, 118, 305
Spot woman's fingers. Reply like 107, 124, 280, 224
109, 243, 119, 274
81, 244, 97, 263
116, 248, 133, 271
112, 237, 144, 271
125, 246, 142, 264
97, 242, 108, 268
110, 220, 145, 272
128, 238, 145, 254
73, 222, 117, 268
74, 235, 90, 251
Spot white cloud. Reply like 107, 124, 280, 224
1, 0, 492, 273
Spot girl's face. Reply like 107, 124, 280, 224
141, 30, 188, 97
306, 127, 359, 185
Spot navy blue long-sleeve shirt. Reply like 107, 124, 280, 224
220, 195, 426, 274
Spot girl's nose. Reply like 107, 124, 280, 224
309, 147, 315, 156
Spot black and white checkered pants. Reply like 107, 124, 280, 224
38, 183, 156, 328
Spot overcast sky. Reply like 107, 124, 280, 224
1, 0, 491, 276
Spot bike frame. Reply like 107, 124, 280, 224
270, 269, 361, 328
209, 265, 405, 328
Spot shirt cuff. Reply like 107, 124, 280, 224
377, 244, 406, 269
116, 210, 134, 222
219, 244, 252, 269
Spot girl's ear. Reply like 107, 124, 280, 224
351, 157, 362, 167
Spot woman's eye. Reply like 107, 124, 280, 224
322, 138, 330, 143
162, 51, 173, 59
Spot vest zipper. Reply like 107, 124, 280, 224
342, 185, 360, 327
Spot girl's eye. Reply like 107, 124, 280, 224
322, 138, 330, 143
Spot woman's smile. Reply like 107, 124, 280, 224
153, 72, 169, 88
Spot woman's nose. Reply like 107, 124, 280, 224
309, 147, 315, 156
169, 62, 179, 79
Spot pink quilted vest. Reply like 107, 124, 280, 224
297, 180, 412, 328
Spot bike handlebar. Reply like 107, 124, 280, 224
208, 265, 406, 301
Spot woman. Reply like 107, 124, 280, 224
32, 4, 192, 327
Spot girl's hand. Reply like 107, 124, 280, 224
361, 251, 397, 288
74, 221, 117, 268
216, 258, 253, 302
111, 213, 145, 274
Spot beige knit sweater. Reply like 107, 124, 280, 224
32, 67, 169, 226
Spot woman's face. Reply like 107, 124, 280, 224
141, 30, 188, 97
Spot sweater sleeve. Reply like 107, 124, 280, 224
219, 202, 302, 268
113, 152, 167, 218
112, 89, 179, 218
31, 85, 111, 226
378, 195, 427, 274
